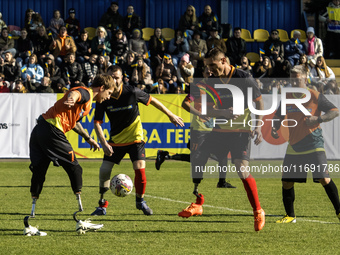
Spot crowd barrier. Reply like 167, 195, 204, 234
0, 94, 339, 160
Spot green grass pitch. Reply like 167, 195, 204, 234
1, 159, 340, 254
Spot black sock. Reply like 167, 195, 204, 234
136, 197, 143, 203
323, 180, 340, 215
218, 178, 225, 184
283, 187, 295, 217
170, 154, 190, 162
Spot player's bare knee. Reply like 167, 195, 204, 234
133, 160, 145, 169
319, 177, 331, 186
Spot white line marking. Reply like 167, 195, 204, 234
143, 194, 336, 224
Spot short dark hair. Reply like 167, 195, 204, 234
234, 27, 241, 32
107, 65, 122, 74
205, 48, 225, 59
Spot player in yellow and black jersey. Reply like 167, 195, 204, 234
91, 65, 184, 216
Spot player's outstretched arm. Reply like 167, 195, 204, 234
150, 97, 184, 127
73, 122, 100, 151
94, 122, 113, 156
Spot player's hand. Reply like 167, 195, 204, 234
271, 127, 279, 139
102, 142, 113, 156
87, 138, 100, 152
222, 107, 239, 120
251, 127, 263, 145
305, 116, 318, 126
169, 114, 184, 127
64, 92, 78, 107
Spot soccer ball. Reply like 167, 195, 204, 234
110, 174, 133, 197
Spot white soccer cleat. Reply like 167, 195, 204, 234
23, 225, 47, 236
76, 219, 104, 234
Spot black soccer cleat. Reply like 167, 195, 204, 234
217, 180, 236, 188
155, 150, 169, 170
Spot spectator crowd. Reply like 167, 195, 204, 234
0, 1, 339, 95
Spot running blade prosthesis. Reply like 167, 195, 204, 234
74, 194, 104, 234
23, 198, 47, 236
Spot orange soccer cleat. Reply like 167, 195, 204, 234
178, 203, 203, 218
254, 208, 265, 231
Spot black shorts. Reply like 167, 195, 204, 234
30, 117, 78, 168
104, 142, 146, 164
281, 151, 330, 183
190, 130, 228, 164
208, 132, 251, 164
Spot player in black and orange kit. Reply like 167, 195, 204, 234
91, 65, 184, 216
272, 65, 340, 223
24, 74, 117, 236
178, 48, 266, 232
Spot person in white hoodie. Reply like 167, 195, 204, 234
21, 54, 44, 83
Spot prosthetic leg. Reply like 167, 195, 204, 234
23, 198, 47, 236
178, 179, 205, 218
74, 193, 104, 234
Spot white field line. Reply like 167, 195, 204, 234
142, 194, 336, 224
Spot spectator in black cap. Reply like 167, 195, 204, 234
206, 27, 226, 53
99, 1, 123, 40
65, 8, 80, 39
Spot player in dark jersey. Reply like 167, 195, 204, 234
91, 65, 184, 216
24, 74, 117, 236
156, 74, 236, 189
178, 48, 265, 232
271, 65, 340, 223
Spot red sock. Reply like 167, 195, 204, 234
134, 168, 147, 196
242, 174, 261, 211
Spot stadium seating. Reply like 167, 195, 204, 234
241, 29, 255, 42
326, 59, 340, 67
290, 29, 306, 42
161, 28, 175, 41
253, 29, 269, 42
246, 52, 260, 66
84, 27, 97, 40
142, 27, 154, 41
277, 29, 289, 42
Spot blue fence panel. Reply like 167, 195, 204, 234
147, 0, 219, 29
0, 0, 62, 29
228, 0, 302, 53
0, 0, 300, 45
